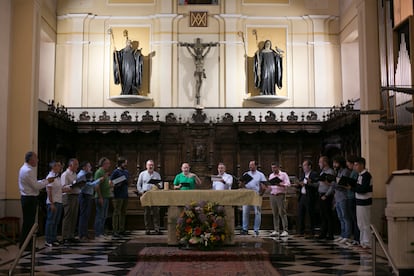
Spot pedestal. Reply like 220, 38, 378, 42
385, 170, 414, 271
140, 190, 261, 246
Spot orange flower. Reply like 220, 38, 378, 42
194, 227, 202, 236
185, 226, 192, 233
186, 218, 192, 224
212, 222, 218, 228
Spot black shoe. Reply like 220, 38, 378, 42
316, 235, 326, 239
154, 230, 162, 235
240, 230, 249, 235
145, 230, 151, 235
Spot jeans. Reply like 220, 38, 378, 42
45, 203, 63, 243
94, 198, 109, 237
78, 193, 93, 239
20, 196, 38, 246
242, 205, 261, 232
112, 198, 128, 234
335, 200, 351, 238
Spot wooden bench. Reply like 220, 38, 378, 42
0, 217, 20, 241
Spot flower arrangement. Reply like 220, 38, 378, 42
176, 200, 228, 250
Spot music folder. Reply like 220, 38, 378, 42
211, 175, 223, 182
268, 177, 283, 185
148, 178, 162, 185
338, 176, 357, 187
317, 173, 336, 183
112, 175, 127, 185
239, 173, 253, 184
180, 182, 190, 187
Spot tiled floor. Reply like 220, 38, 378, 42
0, 231, 392, 275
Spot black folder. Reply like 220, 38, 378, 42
239, 173, 253, 184
268, 177, 283, 185
338, 176, 357, 187
180, 182, 190, 187
317, 173, 336, 183
148, 178, 162, 185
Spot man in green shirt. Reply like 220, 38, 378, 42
173, 162, 201, 190
94, 157, 112, 240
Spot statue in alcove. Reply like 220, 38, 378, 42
112, 30, 143, 95
254, 40, 283, 95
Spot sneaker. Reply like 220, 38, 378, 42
103, 235, 112, 240
361, 244, 371, 249
52, 241, 61, 246
94, 236, 106, 242
145, 230, 151, 235
345, 240, 359, 247
45, 242, 53, 247
280, 231, 288, 237
339, 238, 349, 244
270, 231, 279, 237
334, 236, 343, 242
79, 237, 90, 242
253, 231, 259, 237
154, 230, 162, 235
240, 230, 249, 235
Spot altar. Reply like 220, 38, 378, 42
140, 189, 262, 245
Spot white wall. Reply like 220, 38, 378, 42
54, 0, 343, 109
341, 41, 360, 102
39, 30, 56, 103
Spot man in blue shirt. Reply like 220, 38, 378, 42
240, 160, 267, 237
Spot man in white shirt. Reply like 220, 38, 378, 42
137, 160, 162, 235
19, 151, 54, 248
61, 158, 80, 243
212, 163, 233, 190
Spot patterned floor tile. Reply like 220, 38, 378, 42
0, 230, 395, 276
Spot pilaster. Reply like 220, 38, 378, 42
7, 0, 42, 199
356, 0, 387, 199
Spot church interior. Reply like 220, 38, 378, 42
1, 0, 414, 275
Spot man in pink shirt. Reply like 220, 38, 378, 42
268, 162, 290, 237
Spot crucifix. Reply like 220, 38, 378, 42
179, 38, 219, 105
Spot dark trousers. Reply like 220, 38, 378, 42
78, 193, 93, 239
346, 197, 360, 242
297, 194, 317, 235
20, 196, 38, 246
319, 194, 334, 238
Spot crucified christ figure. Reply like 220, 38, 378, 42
179, 38, 219, 105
